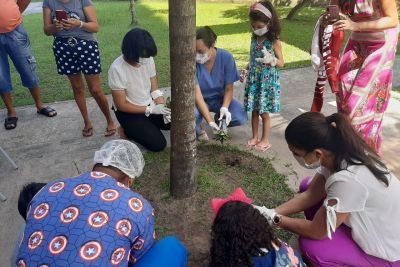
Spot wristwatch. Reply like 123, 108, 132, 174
272, 214, 282, 226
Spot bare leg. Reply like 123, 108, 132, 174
84, 74, 116, 134
28, 86, 44, 110
1, 92, 17, 117
67, 73, 92, 132
257, 112, 271, 147
247, 111, 259, 146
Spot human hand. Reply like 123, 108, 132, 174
333, 15, 358, 31
154, 96, 165, 105
255, 47, 277, 66
61, 18, 81, 30
163, 114, 171, 124
253, 205, 276, 224
53, 19, 64, 31
208, 122, 220, 134
219, 107, 232, 126
240, 69, 248, 82
147, 104, 171, 115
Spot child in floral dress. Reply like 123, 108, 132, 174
243, 1, 284, 152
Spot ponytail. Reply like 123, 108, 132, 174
285, 112, 389, 186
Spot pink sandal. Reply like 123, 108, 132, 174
254, 143, 272, 152
246, 140, 259, 148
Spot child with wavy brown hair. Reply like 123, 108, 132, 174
208, 188, 305, 267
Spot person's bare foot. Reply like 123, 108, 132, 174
105, 122, 117, 136
117, 126, 128, 140
246, 138, 259, 148
254, 141, 272, 152
82, 122, 93, 137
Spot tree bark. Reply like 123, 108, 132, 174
169, 0, 197, 198
287, 0, 312, 20
130, 0, 138, 25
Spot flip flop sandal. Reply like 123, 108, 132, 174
254, 144, 272, 152
104, 127, 117, 137
246, 140, 259, 148
82, 127, 93, 137
37, 106, 57, 117
4, 117, 18, 130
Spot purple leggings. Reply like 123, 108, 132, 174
298, 176, 400, 267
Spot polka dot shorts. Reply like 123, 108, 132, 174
53, 37, 101, 75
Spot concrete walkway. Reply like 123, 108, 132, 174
1, 62, 399, 265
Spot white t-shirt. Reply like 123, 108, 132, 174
325, 165, 400, 261
108, 55, 156, 107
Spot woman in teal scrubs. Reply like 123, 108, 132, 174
195, 26, 247, 140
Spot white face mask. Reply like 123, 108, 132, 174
138, 57, 150, 65
294, 153, 321, 169
196, 52, 210, 64
253, 26, 269, 36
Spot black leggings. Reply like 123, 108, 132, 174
115, 110, 171, 152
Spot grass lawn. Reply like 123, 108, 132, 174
3, 1, 325, 108
134, 143, 296, 266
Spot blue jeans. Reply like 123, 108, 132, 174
0, 24, 39, 94
195, 97, 248, 135
135, 236, 188, 267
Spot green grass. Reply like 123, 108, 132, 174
7, 1, 397, 108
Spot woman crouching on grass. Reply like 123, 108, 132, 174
43, 0, 116, 137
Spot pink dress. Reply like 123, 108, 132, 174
337, 0, 398, 153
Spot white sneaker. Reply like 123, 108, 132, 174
197, 130, 209, 142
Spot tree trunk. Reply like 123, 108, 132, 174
169, 0, 197, 198
130, 0, 138, 25
287, 0, 312, 20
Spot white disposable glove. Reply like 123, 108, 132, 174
145, 103, 171, 116
253, 205, 277, 225
163, 114, 171, 124
219, 107, 232, 126
208, 122, 220, 134
255, 47, 277, 66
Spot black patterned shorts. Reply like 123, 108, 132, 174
53, 37, 101, 75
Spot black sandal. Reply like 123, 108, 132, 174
37, 106, 57, 117
4, 117, 18, 130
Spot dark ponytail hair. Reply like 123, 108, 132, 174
209, 201, 280, 267
285, 112, 389, 186
196, 26, 217, 48
249, 0, 281, 42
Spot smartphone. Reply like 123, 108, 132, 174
55, 10, 68, 22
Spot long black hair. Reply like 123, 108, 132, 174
209, 201, 280, 267
249, 0, 281, 42
285, 112, 389, 185
121, 28, 157, 64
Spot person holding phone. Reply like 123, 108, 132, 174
0, 0, 57, 130
43, 0, 116, 137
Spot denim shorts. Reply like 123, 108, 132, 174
0, 24, 39, 94
53, 37, 101, 75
